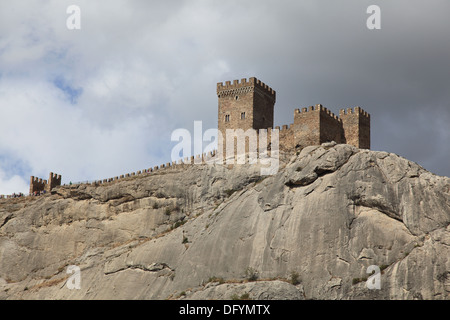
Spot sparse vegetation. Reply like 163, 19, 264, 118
352, 277, 367, 285
254, 176, 268, 185
208, 276, 225, 284
31, 276, 69, 290
380, 264, 389, 272
245, 267, 259, 281
296, 166, 302, 172
164, 207, 172, 215
172, 220, 186, 230
182, 236, 188, 244
152, 202, 159, 209
231, 292, 252, 300
289, 270, 300, 285
224, 189, 237, 197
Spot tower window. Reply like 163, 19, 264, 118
241, 112, 246, 120
225, 114, 230, 122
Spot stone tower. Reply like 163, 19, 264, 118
215, 76, 370, 159
339, 107, 371, 149
29, 172, 62, 195
217, 77, 276, 134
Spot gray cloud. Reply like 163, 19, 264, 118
0, 0, 449, 194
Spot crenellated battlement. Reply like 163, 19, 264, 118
290, 103, 370, 149
29, 176, 47, 195
339, 106, 370, 118
294, 104, 341, 121
23, 76, 369, 199
273, 124, 292, 131
63, 150, 220, 188
48, 172, 62, 191
217, 77, 276, 99
29, 172, 62, 195
294, 104, 369, 122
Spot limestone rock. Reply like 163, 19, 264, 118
0, 144, 449, 300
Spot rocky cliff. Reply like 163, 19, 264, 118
0, 143, 449, 300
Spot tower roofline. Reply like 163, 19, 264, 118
217, 77, 276, 100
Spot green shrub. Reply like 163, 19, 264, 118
225, 189, 236, 197
380, 264, 389, 272
289, 270, 300, 285
240, 292, 251, 300
172, 220, 186, 230
245, 267, 259, 281
231, 292, 252, 300
352, 277, 367, 285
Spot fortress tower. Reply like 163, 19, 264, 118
29, 172, 61, 194
217, 77, 275, 134
339, 107, 371, 149
217, 77, 370, 155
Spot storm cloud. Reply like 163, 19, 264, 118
0, 0, 449, 194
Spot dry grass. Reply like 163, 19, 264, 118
29, 276, 69, 291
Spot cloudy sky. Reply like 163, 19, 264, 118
0, 0, 449, 194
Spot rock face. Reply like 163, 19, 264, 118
0, 144, 449, 300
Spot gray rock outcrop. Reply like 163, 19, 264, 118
0, 143, 449, 300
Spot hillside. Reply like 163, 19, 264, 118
0, 143, 449, 300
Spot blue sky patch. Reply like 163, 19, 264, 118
53, 76, 83, 104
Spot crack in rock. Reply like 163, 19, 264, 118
105, 262, 174, 275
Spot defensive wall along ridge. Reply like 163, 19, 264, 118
19, 76, 370, 197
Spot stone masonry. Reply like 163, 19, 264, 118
217, 77, 370, 154
27, 77, 370, 195
29, 172, 62, 194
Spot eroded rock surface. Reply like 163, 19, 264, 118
0, 144, 449, 300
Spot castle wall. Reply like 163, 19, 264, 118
252, 79, 276, 130
276, 124, 294, 151
319, 106, 344, 144
293, 106, 321, 148
340, 107, 371, 149
29, 173, 62, 195
46, 172, 62, 192
23, 78, 370, 198
29, 176, 47, 194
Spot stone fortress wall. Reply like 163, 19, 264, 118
23, 76, 370, 195
217, 77, 370, 152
